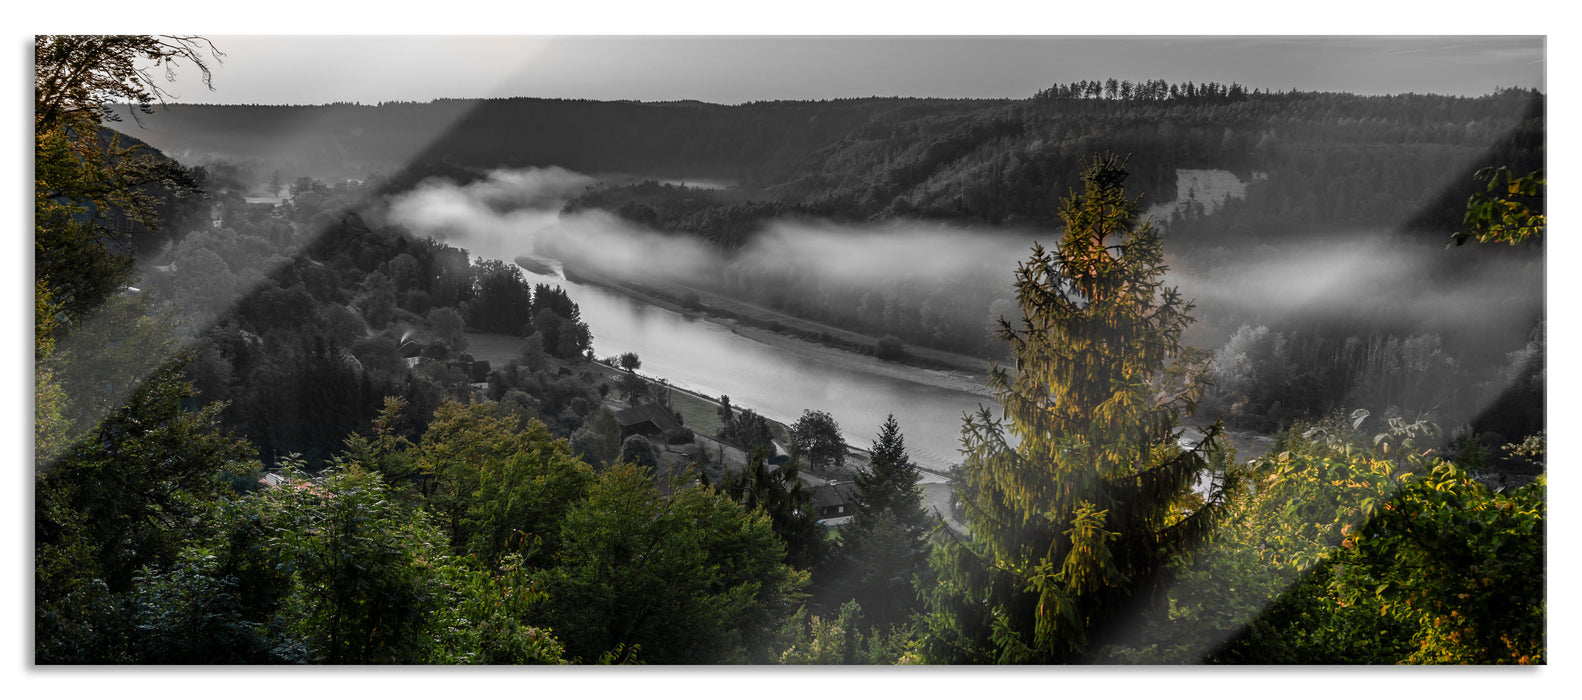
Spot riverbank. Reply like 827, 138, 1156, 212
561, 261, 997, 390
463, 329, 959, 478
609, 358, 966, 533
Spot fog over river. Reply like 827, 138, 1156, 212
380, 168, 1048, 473
505, 246, 990, 474
384, 166, 1539, 475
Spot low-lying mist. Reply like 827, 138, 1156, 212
383, 167, 1544, 420
385, 166, 1035, 293
383, 167, 1040, 357
1172, 234, 1543, 362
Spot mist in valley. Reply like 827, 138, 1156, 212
385, 167, 1543, 411
37, 35, 1549, 667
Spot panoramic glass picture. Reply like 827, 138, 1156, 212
33, 35, 1545, 665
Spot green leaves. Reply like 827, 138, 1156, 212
1167, 415, 1546, 664
247, 465, 451, 664
538, 463, 806, 663
1453, 166, 1545, 246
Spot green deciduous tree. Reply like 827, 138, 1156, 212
1337, 464, 1544, 664
775, 599, 915, 665
537, 463, 808, 663
1193, 418, 1545, 665
35, 35, 219, 138
416, 400, 593, 568
428, 554, 568, 664
1453, 166, 1545, 246
35, 35, 215, 324
1097, 411, 1421, 662
922, 155, 1232, 663
235, 462, 449, 664
34, 282, 72, 467
35, 359, 261, 662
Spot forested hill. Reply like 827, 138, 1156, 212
775, 88, 1544, 233
109, 86, 1543, 244
560, 87, 1543, 248
104, 96, 1010, 185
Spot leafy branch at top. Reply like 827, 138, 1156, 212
1452, 166, 1545, 246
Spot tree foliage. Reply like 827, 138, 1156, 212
923, 155, 1232, 663
35, 36, 215, 322
854, 415, 929, 531
233, 462, 449, 663
35, 359, 261, 662
428, 554, 567, 664
1453, 166, 1545, 246
37, 359, 258, 576
775, 600, 916, 664
1166, 416, 1549, 665
822, 415, 933, 630
467, 258, 534, 335
35, 35, 219, 135
789, 409, 846, 473
536, 462, 808, 663
716, 447, 824, 571
617, 351, 641, 373
719, 406, 775, 454
415, 400, 594, 567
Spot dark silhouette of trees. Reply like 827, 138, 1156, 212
716, 447, 822, 571
824, 415, 933, 630
719, 406, 774, 455
467, 258, 534, 335
789, 409, 846, 473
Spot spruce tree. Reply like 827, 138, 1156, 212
835, 415, 932, 629
854, 414, 928, 532
922, 154, 1232, 663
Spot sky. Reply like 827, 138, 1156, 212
149, 34, 1545, 106
17, 0, 1554, 106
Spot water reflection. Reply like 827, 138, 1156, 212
516, 261, 990, 473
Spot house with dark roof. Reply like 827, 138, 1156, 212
807, 479, 859, 526
615, 403, 689, 444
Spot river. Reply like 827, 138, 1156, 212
408, 198, 1269, 477
396, 188, 998, 475
517, 257, 992, 474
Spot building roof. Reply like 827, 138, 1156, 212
808, 481, 858, 511
614, 403, 685, 435
257, 472, 290, 488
